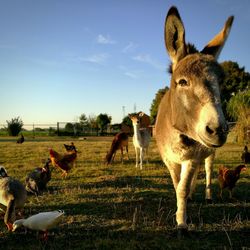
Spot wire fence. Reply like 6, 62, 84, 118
0, 121, 249, 143
0, 122, 128, 137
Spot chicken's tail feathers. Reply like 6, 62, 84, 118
49, 149, 57, 157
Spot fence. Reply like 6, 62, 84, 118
0, 122, 124, 137
1, 121, 248, 142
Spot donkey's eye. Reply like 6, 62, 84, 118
178, 79, 188, 86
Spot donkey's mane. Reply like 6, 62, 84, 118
168, 43, 198, 74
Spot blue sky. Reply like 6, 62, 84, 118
0, 0, 249, 125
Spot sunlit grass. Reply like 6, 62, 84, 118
0, 137, 249, 249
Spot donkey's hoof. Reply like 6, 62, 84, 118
206, 199, 213, 204
177, 227, 189, 239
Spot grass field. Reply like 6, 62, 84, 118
0, 137, 249, 250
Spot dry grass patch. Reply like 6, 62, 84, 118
0, 137, 249, 249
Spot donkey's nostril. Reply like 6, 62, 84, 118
206, 126, 214, 135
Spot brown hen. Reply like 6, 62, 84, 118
218, 164, 246, 199
49, 148, 77, 177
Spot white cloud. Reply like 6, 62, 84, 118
119, 66, 142, 79
97, 34, 116, 44
133, 54, 165, 71
122, 42, 138, 53
80, 53, 109, 64
125, 72, 137, 79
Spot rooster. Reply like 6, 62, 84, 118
218, 164, 246, 199
241, 145, 250, 164
49, 148, 77, 177
64, 142, 77, 153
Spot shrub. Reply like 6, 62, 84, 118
6, 117, 23, 136
227, 90, 250, 143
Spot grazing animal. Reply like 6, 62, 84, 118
155, 6, 233, 231
25, 159, 51, 196
218, 164, 246, 199
64, 142, 77, 152
129, 113, 151, 169
13, 210, 64, 241
49, 148, 77, 177
17, 134, 24, 144
241, 145, 250, 164
0, 166, 27, 231
106, 132, 129, 164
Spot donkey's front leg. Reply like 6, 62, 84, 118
176, 161, 197, 229
135, 147, 139, 168
139, 147, 144, 170
120, 148, 124, 163
205, 152, 215, 202
187, 166, 199, 201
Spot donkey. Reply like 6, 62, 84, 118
155, 6, 233, 232
106, 132, 129, 164
129, 112, 151, 169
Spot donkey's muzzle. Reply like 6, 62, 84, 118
200, 123, 228, 148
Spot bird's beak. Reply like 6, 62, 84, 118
7, 223, 13, 231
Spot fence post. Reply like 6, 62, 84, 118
57, 122, 60, 136
33, 123, 35, 138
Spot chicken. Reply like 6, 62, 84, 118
25, 158, 51, 196
0, 166, 27, 231
218, 164, 246, 199
49, 148, 77, 177
241, 145, 250, 164
17, 134, 24, 144
64, 142, 77, 152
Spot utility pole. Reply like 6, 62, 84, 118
122, 106, 126, 118
134, 103, 137, 113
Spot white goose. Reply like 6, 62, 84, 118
13, 210, 64, 240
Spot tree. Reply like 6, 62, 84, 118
220, 61, 250, 120
96, 113, 112, 134
88, 114, 98, 135
65, 123, 74, 133
150, 87, 169, 124
227, 90, 250, 143
6, 116, 23, 136
122, 115, 133, 128
79, 113, 88, 128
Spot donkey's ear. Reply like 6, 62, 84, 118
201, 16, 234, 59
165, 6, 187, 70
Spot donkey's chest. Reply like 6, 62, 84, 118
161, 134, 214, 164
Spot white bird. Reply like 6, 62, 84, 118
12, 210, 64, 240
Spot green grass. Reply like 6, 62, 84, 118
0, 137, 249, 249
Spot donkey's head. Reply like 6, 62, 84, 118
165, 6, 233, 148
128, 112, 145, 127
